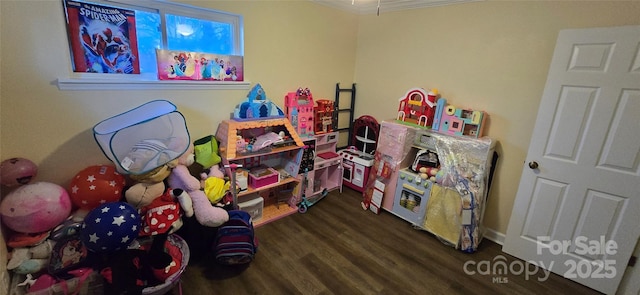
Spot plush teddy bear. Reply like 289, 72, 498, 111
125, 181, 166, 209
167, 144, 229, 227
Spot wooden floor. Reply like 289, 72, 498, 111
173, 187, 602, 295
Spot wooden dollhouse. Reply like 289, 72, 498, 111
284, 87, 315, 138
215, 118, 306, 226
396, 87, 438, 127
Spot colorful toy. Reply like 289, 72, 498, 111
167, 144, 229, 228
396, 87, 438, 127
432, 98, 487, 138
48, 235, 89, 276
297, 169, 328, 213
314, 99, 335, 134
200, 165, 230, 204
69, 165, 127, 211
139, 189, 186, 236
215, 118, 304, 159
284, 87, 315, 137
418, 167, 439, 182
0, 182, 72, 234
193, 134, 222, 169
79, 202, 140, 253
0, 157, 38, 187
6, 237, 54, 274
233, 84, 285, 121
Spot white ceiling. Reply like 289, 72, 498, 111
310, 0, 482, 15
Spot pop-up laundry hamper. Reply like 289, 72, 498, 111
142, 234, 190, 295
93, 100, 190, 175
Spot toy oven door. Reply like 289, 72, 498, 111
342, 159, 354, 184
351, 162, 366, 188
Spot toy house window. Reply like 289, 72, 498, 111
58, 0, 247, 90
410, 93, 422, 102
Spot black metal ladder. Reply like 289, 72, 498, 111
334, 83, 356, 150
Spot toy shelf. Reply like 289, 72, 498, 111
237, 176, 299, 198
216, 118, 305, 227
255, 203, 298, 227
312, 158, 342, 195
227, 145, 301, 161
299, 132, 343, 199
216, 118, 305, 159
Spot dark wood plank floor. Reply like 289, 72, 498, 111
173, 187, 601, 295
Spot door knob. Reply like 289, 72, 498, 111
528, 161, 539, 169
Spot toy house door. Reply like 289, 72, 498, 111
503, 25, 640, 294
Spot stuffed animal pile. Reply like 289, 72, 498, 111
1, 104, 233, 294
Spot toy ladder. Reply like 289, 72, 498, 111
334, 83, 356, 150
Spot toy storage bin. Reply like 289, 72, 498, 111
93, 100, 190, 175
248, 167, 279, 188
238, 194, 264, 221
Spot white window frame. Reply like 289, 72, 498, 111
56, 0, 249, 90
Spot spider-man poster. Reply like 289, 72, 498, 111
64, 0, 140, 74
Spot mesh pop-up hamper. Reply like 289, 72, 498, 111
93, 100, 190, 175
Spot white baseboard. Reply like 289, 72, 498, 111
484, 228, 505, 246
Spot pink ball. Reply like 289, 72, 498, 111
0, 182, 72, 233
0, 158, 38, 187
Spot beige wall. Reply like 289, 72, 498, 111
0, 0, 358, 188
353, 1, 640, 235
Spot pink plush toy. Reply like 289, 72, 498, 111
167, 142, 228, 227
168, 165, 228, 227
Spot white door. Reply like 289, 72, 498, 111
503, 25, 640, 295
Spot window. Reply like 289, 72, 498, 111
58, 0, 248, 90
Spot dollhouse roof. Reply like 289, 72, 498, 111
399, 87, 434, 108
233, 84, 285, 120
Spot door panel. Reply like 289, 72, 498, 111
599, 90, 640, 172
503, 25, 640, 294
522, 178, 566, 240
545, 86, 596, 161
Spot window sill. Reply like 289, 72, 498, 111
56, 77, 251, 91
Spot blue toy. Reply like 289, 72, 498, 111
297, 168, 328, 213
232, 84, 285, 121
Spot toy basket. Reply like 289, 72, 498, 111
142, 234, 190, 295
93, 100, 190, 175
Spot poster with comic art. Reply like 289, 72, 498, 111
64, 0, 140, 74
156, 49, 244, 81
